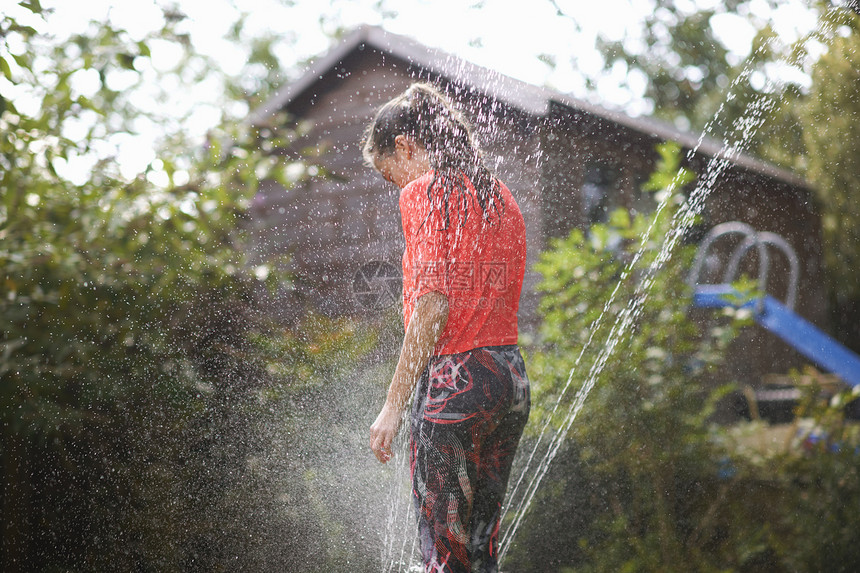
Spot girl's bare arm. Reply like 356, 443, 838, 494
370, 290, 449, 463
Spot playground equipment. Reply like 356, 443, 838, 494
688, 222, 860, 388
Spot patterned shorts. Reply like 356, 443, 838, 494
410, 345, 530, 573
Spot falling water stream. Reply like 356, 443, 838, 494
378, 6, 850, 571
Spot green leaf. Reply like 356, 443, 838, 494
0, 56, 11, 80
9, 24, 37, 36
136, 41, 152, 58
11, 53, 29, 69
608, 207, 631, 230
18, 0, 43, 14
117, 53, 136, 70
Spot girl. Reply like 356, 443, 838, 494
364, 82, 530, 573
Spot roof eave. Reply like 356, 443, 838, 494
248, 25, 810, 192
548, 97, 811, 191
246, 26, 373, 126
247, 25, 551, 125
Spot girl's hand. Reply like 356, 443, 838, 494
370, 404, 402, 463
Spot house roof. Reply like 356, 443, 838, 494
250, 24, 809, 190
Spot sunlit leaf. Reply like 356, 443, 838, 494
0, 56, 11, 80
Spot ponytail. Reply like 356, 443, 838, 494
362, 83, 504, 229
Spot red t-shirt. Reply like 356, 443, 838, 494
400, 171, 526, 356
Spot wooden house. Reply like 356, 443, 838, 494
247, 25, 827, 389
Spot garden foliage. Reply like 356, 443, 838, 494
1, 4, 375, 571
506, 144, 860, 572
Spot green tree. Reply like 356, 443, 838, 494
558, 0, 860, 344
792, 7, 860, 347
0, 3, 375, 571
593, 0, 745, 128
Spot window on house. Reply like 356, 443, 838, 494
582, 163, 617, 224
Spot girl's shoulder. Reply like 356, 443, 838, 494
399, 170, 436, 207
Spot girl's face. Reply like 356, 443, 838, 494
374, 135, 430, 189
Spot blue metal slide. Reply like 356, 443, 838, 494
688, 221, 860, 388
692, 284, 860, 388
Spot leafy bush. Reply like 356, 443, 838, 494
505, 144, 860, 572
1, 6, 379, 571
